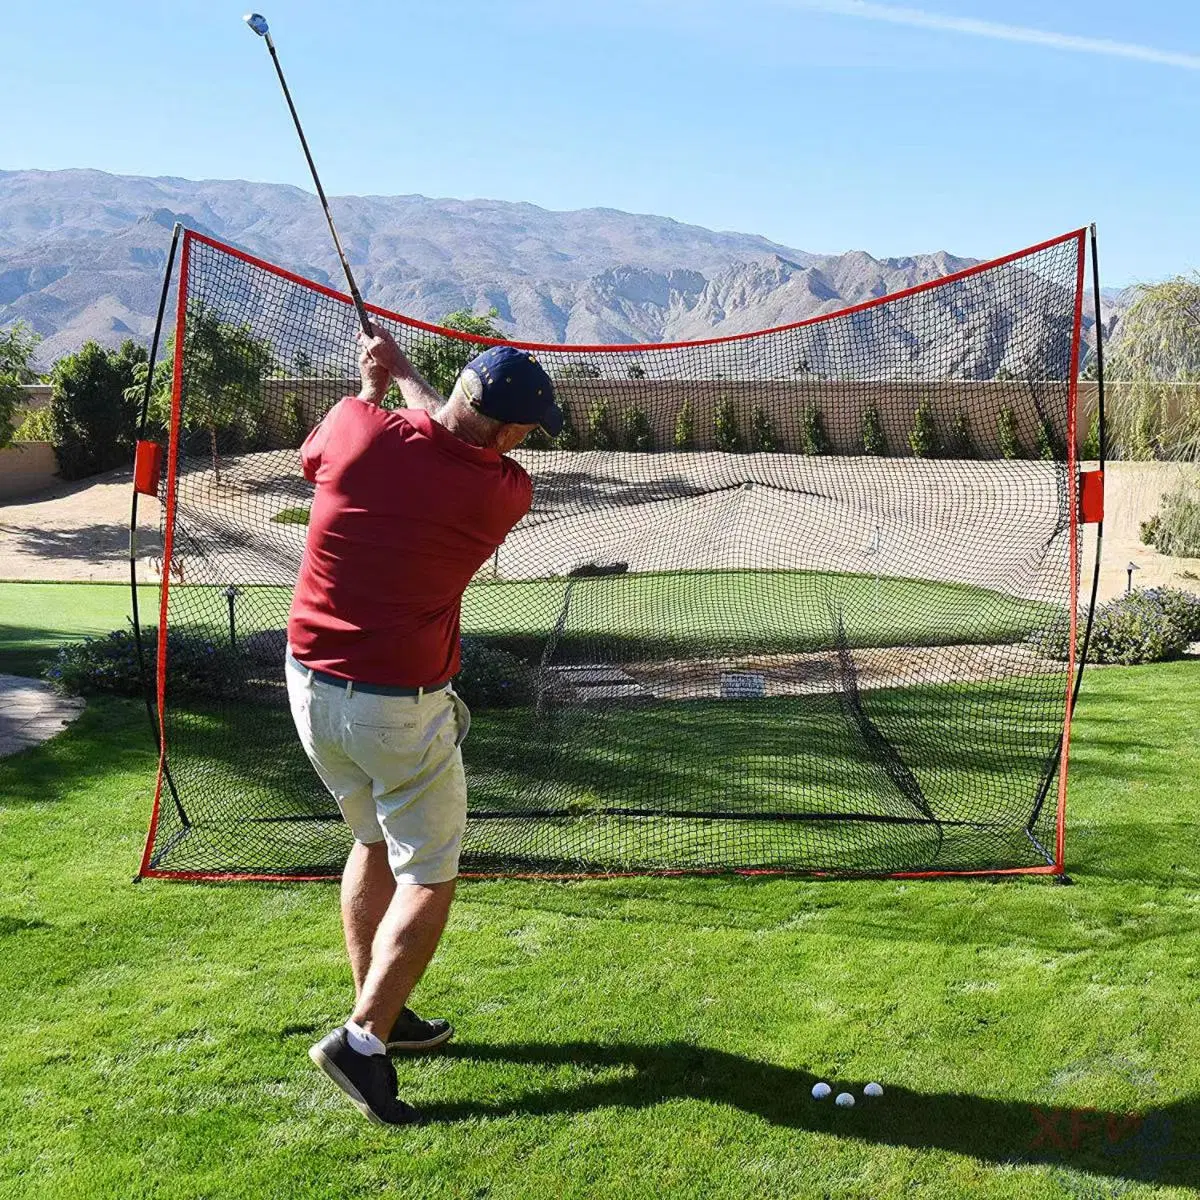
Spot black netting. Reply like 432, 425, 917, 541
142, 229, 1091, 878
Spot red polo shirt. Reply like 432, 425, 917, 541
287, 399, 532, 687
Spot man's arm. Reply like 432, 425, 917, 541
358, 325, 444, 413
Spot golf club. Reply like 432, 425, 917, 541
243, 12, 372, 335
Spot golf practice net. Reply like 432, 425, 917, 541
135, 227, 1101, 880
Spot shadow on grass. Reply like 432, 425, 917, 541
426, 1041, 1200, 1189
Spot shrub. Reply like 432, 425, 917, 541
0, 320, 41, 449
49, 339, 147, 480
1029, 589, 1194, 665
1144, 587, 1200, 640
714, 397, 742, 453
1081, 410, 1101, 460
1139, 489, 1200, 558
585, 399, 616, 450
13, 404, 53, 442
522, 425, 555, 450
557, 403, 582, 451
799, 405, 829, 455
997, 404, 1021, 460
945, 409, 976, 459
623, 405, 655, 451
750, 405, 778, 452
908, 396, 939, 458
456, 637, 534, 708
1034, 413, 1063, 461
43, 626, 243, 699
860, 403, 886, 455
673, 399, 696, 450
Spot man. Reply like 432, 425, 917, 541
286, 323, 561, 1125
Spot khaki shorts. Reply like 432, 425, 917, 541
285, 653, 471, 885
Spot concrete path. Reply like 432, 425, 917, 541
0, 675, 85, 757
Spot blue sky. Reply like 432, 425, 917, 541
2, 0, 1197, 284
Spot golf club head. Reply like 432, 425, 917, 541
244, 12, 270, 36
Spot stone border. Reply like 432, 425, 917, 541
0, 675, 85, 757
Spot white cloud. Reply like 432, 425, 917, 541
783, 0, 1200, 70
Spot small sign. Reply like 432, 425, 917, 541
720, 672, 766, 700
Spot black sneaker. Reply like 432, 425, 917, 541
309, 1028, 421, 1126
386, 1006, 454, 1054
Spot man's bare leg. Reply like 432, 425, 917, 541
342, 840, 396, 999
350, 878, 457, 1042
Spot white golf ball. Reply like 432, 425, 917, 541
811, 1081, 832, 1100
835, 1092, 855, 1108
864, 1082, 884, 1098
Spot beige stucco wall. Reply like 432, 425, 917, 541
0, 442, 58, 500
261, 377, 1128, 456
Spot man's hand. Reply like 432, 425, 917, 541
359, 324, 410, 379
356, 322, 446, 414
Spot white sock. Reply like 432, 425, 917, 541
344, 1020, 387, 1057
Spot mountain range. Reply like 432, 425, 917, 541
0, 167, 1124, 368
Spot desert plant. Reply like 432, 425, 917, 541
750, 405, 778, 452
714, 397, 742, 452
860, 402, 886, 455
1140, 487, 1200, 557
557, 402, 582, 451
908, 396, 939, 458
674, 399, 696, 450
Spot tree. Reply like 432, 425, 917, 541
674, 399, 696, 450
0, 320, 41, 449
1105, 274, 1200, 461
860, 402, 886, 455
409, 307, 506, 398
996, 404, 1021, 460
49, 340, 147, 480
559, 360, 602, 380
132, 302, 275, 484
714, 397, 742, 453
799, 404, 829, 455
945, 409, 976, 459
586, 399, 616, 450
623, 405, 655, 451
750, 405, 778, 452
908, 396, 940, 458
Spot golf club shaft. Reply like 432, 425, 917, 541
261, 31, 371, 334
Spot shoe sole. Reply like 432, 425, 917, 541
386, 1025, 454, 1055
309, 1043, 390, 1127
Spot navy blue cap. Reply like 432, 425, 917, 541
463, 346, 563, 436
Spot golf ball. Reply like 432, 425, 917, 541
811, 1082, 832, 1100
864, 1082, 884, 1098
835, 1092, 855, 1108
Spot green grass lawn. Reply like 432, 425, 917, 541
2, 585, 1199, 1198
460, 569, 1060, 658
0, 568, 1056, 681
